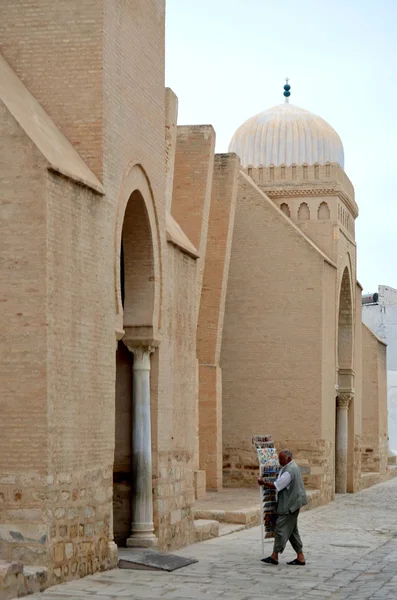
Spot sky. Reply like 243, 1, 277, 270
165, 0, 397, 293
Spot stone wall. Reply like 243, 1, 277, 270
171, 124, 215, 312
248, 162, 355, 206
45, 171, 116, 580
154, 452, 196, 550
0, 104, 50, 566
149, 122, 219, 549
249, 162, 358, 265
389, 371, 397, 454
0, 0, 187, 586
221, 172, 336, 501
361, 324, 388, 474
197, 153, 239, 490
149, 230, 201, 551
352, 283, 363, 492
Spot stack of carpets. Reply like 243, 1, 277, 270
253, 435, 280, 539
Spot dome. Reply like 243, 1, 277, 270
228, 103, 344, 169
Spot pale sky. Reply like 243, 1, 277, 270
165, 0, 397, 293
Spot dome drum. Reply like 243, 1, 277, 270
245, 162, 334, 184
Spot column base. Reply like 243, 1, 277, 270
108, 541, 119, 568
126, 534, 158, 549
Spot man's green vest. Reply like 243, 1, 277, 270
276, 460, 308, 515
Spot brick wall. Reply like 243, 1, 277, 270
221, 172, 329, 488
171, 125, 215, 325
0, 103, 50, 565
0, 0, 171, 581
352, 283, 363, 492
45, 171, 115, 580
197, 153, 239, 489
362, 324, 388, 474
153, 243, 198, 549
0, 0, 104, 178
171, 124, 215, 477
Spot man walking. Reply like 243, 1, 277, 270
258, 449, 307, 565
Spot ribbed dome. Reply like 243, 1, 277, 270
229, 103, 344, 169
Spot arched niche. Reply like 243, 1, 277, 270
318, 201, 331, 220
298, 202, 310, 221
280, 202, 291, 217
114, 163, 161, 332
121, 189, 155, 327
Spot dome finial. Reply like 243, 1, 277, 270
283, 78, 291, 104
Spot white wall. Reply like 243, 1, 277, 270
388, 371, 397, 453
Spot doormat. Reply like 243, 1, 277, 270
118, 548, 198, 572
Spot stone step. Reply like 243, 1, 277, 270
193, 506, 260, 526
388, 454, 397, 466
193, 488, 321, 526
360, 471, 380, 490
218, 523, 246, 537
194, 519, 219, 542
0, 561, 47, 600
303, 489, 322, 511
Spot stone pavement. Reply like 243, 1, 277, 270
29, 478, 397, 600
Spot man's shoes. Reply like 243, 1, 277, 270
287, 558, 306, 565
261, 556, 279, 565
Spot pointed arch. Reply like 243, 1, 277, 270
114, 163, 162, 331
298, 202, 310, 221
335, 259, 355, 494
318, 201, 330, 220
337, 266, 354, 373
280, 202, 291, 217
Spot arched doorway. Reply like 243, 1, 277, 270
113, 188, 157, 547
335, 266, 354, 494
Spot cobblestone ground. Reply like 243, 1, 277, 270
30, 478, 397, 600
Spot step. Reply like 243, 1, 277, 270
194, 519, 219, 542
192, 506, 260, 526
193, 488, 322, 526
0, 561, 47, 600
360, 471, 380, 489
218, 523, 246, 537
303, 489, 322, 511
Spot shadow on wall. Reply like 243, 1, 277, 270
389, 371, 397, 452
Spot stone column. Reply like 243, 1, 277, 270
335, 393, 353, 494
126, 345, 157, 548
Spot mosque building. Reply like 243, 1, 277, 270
0, 1, 395, 595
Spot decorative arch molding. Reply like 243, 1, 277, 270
280, 202, 291, 217
335, 255, 355, 494
298, 201, 310, 221
318, 201, 330, 219
337, 266, 354, 370
336, 253, 355, 383
114, 163, 162, 333
337, 253, 354, 315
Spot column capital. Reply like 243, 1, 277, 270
115, 328, 125, 341
337, 392, 353, 409
126, 345, 156, 370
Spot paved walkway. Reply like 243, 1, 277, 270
30, 478, 397, 600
